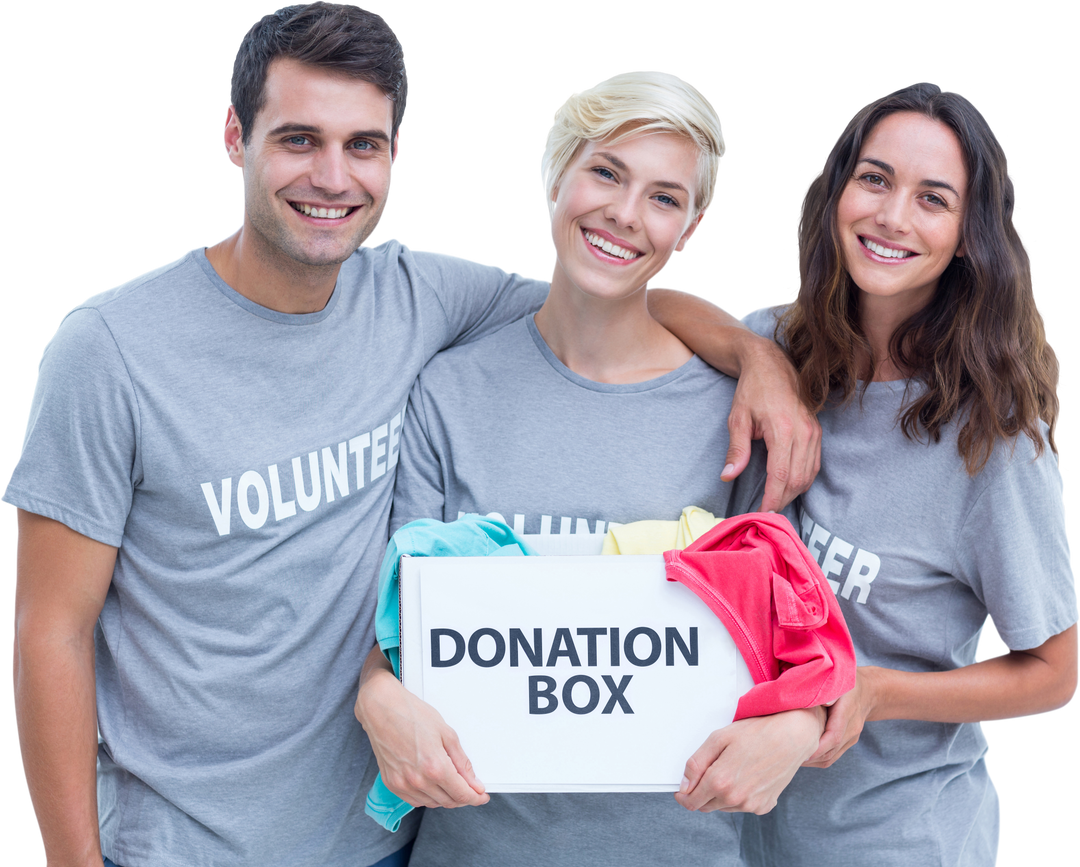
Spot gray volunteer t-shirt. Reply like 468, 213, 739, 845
391, 314, 754, 867
4, 243, 546, 867
739, 307, 1076, 867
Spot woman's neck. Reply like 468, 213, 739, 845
534, 267, 691, 384
857, 289, 932, 382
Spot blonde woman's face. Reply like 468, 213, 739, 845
550, 133, 702, 303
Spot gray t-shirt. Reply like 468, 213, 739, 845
4, 244, 546, 867
391, 314, 754, 867
739, 307, 1076, 867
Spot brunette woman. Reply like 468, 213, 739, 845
738, 83, 1076, 866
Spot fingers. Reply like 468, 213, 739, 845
759, 412, 820, 513
723, 407, 753, 482
446, 736, 488, 798
802, 693, 863, 768
385, 739, 489, 809
678, 731, 725, 809
358, 670, 488, 809
674, 728, 775, 814
676, 711, 822, 815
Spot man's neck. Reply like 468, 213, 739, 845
205, 227, 342, 315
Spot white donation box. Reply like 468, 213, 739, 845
398, 549, 753, 792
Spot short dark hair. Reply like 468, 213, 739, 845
231, 2, 407, 145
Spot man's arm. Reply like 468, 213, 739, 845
14, 510, 116, 867
648, 290, 820, 512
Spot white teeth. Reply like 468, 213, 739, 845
294, 203, 351, 219
862, 238, 914, 259
584, 231, 638, 261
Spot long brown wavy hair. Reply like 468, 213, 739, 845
780, 82, 1058, 475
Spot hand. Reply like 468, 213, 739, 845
354, 654, 488, 809
804, 667, 880, 768
674, 706, 825, 814
723, 339, 820, 512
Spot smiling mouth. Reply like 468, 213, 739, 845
290, 202, 356, 219
860, 237, 915, 259
583, 229, 641, 261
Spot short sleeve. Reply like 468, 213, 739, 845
389, 376, 449, 534
3, 308, 140, 547
411, 252, 547, 358
741, 306, 786, 341
953, 442, 1076, 650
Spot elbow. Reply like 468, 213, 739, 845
1041, 645, 1078, 713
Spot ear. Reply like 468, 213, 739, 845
224, 106, 245, 168
391, 130, 399, 162
675, 211, 704, 252
955, 237, 965, 258
390, 126, 403, 167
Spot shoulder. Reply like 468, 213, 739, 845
741, 304, 790, 341
975, 422, 1062, 497
416, 316, 531, 391
36, 249, 206, 364
354, 241, 517, 290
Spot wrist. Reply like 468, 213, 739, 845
354, 664, 401, 729
858, 666, 887, 721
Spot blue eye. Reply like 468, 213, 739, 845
655, 194, 678, 207
351, 140, 374, 151
593, 167, 616, 180
288, 135, 309, 146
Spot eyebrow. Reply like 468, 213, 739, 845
594, 151, 690, 196
266, 123, 391, 143
858, 157, 961, 198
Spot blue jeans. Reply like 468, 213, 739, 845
104, 842, 413, 867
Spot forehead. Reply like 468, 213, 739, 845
860, 112, 967, 191
255, 57, 394, 136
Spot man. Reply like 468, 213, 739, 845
6, 4, 817, 866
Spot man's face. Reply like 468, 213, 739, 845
227, 58, 396, 269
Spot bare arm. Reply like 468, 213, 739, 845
354, 644, 488, 808
648, 290, 820, 512
675, 706, 826, 814
14, 510, 117, 867
807, 625, 1078, 768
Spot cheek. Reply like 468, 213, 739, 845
836, 188, 864, 230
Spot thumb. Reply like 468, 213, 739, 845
725, 438, 751, 485
680, 731, 724, 797
723, 410, 753, 481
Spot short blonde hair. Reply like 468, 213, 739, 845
542, 71, 725, 216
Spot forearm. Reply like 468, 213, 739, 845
354, 642, 399, 730
648, 289, 762, 377
866, 628, 1077, 723
14, 511, 118, 867
14, 627, 102, 867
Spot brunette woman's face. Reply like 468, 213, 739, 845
837, 112, 967, 317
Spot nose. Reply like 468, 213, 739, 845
876, 191, 912, 235
603, 188, 641, 230
308, 147, 351, 196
